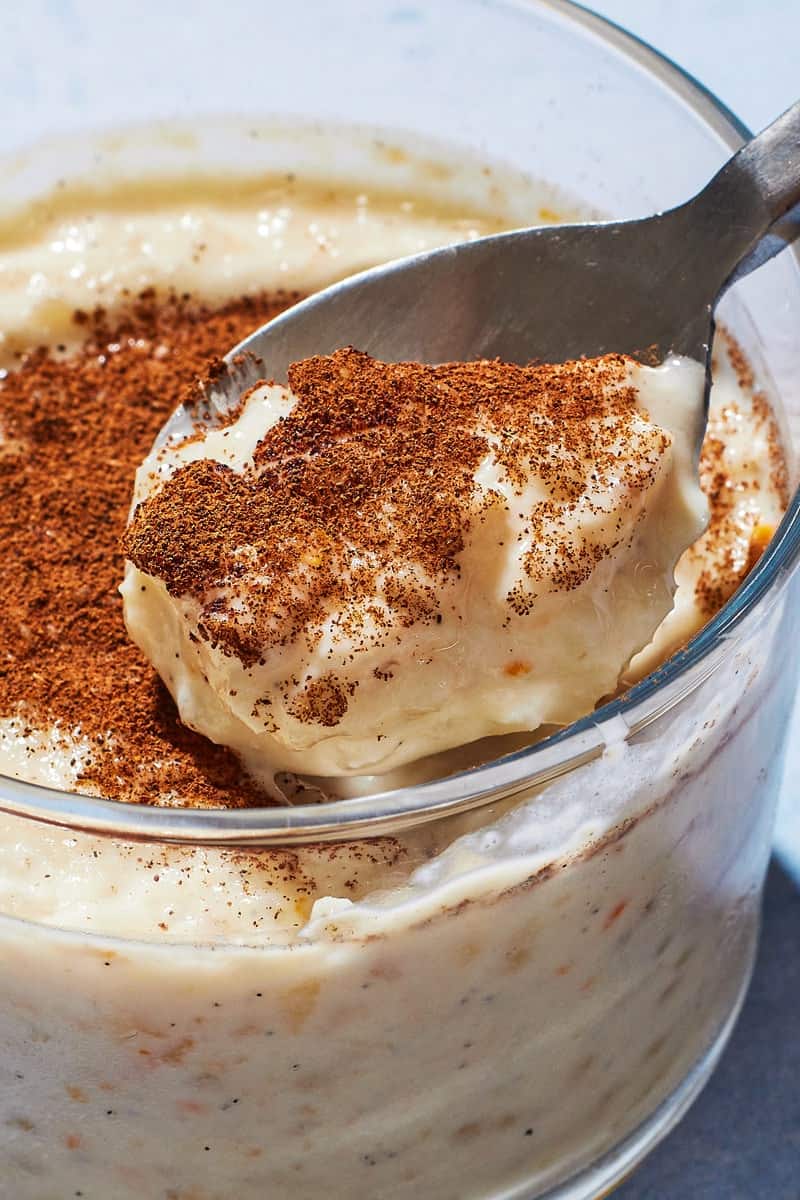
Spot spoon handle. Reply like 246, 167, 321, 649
724, 100, 800, 216
691, 100, 800, 293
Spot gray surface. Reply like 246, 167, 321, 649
618, 860, 800, 1199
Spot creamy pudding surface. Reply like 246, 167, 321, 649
122, 349, 706, 780
0, 123, 793, 1200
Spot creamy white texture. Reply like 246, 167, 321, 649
0, 121, 565, 369
122, 358, 707, 778
0, 193, 492, 362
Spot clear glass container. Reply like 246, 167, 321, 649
0, 3, 798, 1198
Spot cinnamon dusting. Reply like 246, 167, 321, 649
0, 289, 299, 806
124, 349, 664, 680
693, 331, 788, 616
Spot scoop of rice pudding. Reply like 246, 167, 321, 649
121, 348, 706, 781
0, 124, 791, 1200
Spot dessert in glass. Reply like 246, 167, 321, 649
0, 3, 798, 1198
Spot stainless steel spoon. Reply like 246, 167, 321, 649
199, 100, 800, 445
162, 101, 800, 799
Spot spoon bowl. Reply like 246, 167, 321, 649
158, 102, 800, 799
204, 102, 800, 426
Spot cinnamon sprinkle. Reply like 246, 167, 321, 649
124, 349, 662, 677
693, 331, 788, 616
0, 289, 298, 806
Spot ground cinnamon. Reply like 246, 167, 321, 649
0, 289, 297, 806
124, 349, 663, 691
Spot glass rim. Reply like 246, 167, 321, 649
1, 0, 798, 846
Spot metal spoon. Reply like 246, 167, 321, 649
162, 101, 800, 798
196, 101, 800, 439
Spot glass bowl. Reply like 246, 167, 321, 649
0, 3, 797, 1198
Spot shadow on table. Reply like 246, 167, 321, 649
617, 859, 800, 1199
